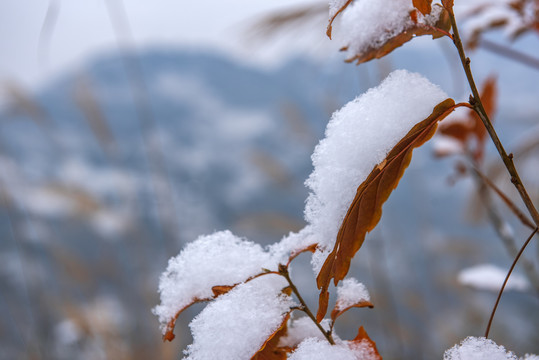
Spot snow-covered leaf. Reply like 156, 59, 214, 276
316, 97, 455, 316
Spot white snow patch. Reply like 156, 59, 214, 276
153, 230, 278, 333
332, 0, 443, 59
457, 263, 530, 292
304, 69, 448, 273
336, 278, 371, 311
444, 336, 519, 360
278, 317, 333, 348
289, 337, 379, 360
184, 275, 294, 360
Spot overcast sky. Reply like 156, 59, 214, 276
0, 0, 321, 90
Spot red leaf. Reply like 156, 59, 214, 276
316, 98, 456, 318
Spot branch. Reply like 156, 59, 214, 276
278, 264, 335, 345
485, 228, 538, 338
467, 162, 539, 293
446, 5, 539, 228
470, 165, 535, 230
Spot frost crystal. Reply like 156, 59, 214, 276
305, 69, 447, 272
184, 276, 294, 360
153, 230, 277, 333
336, 278, 371, 310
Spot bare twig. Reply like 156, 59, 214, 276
278, 264, 335, 345
485, 228, 538, 338
468, 161, 539, 293
446, 5, 539, 228
470, 166, 535, 230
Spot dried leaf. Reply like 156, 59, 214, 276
316, 290, 330, 323
252, 313, 291, 360
348, 326, 382, 360
286, 243, 318, 267
344, 5, 452, 65
212, 285, 236, 297
413, 0, 432, 15
437, 76, 497, 162
316, 98, 456, 317
327, 0, 354, 39
442, 0, 454, 10
163, 298, 209, 341
331, 300, 374, 323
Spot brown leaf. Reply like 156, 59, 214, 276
212, 285, 236, 297
437, 76, 497, 162
316, 289, 330, 323
163, 298, 209, 341
252, 314, 291, 360
327, 0, 354, 39
344, 5, 452, 65
286, 243, 318, 267
471, 75, 497, 161
348, 326, 382, 360
331, 300, 374, 323
442, 0, 454, 10
413, 0, 432, 15
316, 98, 456, 318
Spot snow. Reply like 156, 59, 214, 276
457, 263, 530, 292
288, 338, 359, 360
288, 337, 379, 360
332, 0, 442, 59
184, 275, 295, 360
443, 336, 537, 360
335, 278, 371, 311
278, 317, 333, 348
329, 0, 349, 19
304, 69, 448, 272
153, 230, 278, 333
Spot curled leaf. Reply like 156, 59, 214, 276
331, 300, 374, 323
316, 98, 456, 318
162, 298, 209, 341
327, 0, 354, 38
286, 243, 318, 267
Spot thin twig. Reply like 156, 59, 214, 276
470, 166, 535, 230
446, 5, 539, 228
467, 161, 539, 293
485, 228, 538, 338
278, 264, 335, 345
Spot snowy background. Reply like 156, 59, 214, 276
1, 1, 539, 359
